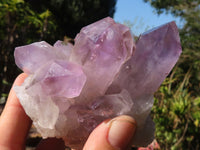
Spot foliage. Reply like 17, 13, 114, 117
25, 0, 117, 38
143, 0, 200, 17
144, 0, 200, 149
153, 74, 200, 149
0, 0, 57, 100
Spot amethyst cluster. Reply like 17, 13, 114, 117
14, 17, 182, 149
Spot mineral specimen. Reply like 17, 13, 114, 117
14, 17, 182, 149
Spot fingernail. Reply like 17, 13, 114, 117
107, 115, 136, 149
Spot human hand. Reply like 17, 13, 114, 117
0, 73, 136, 150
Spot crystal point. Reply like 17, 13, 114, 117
14, 18, 182, 149
70, 17, 135, 101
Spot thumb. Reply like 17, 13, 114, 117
83, 115, 136, 150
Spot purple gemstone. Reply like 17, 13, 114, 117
13, 17, 182, 149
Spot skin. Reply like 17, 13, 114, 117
0, 73, 136, 150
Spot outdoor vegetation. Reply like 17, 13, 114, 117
0, 0, 200, 149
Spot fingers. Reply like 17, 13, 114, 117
36, 138, 66, 150
0, 73, 32, 150
83, 115, 136, 150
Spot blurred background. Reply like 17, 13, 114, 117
0, 0, 200, 149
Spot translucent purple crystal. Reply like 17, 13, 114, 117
14, 17, 182, 149
70, 17, 134, 102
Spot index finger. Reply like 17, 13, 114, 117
0, 73, 32, 150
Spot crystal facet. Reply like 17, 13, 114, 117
14, 17, 182, 149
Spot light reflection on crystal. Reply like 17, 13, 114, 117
14, 17, 182, 149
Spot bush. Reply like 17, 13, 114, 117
153, 69, 200, 149
0, 0, 57, 100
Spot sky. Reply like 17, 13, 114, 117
114, 0, 184, 36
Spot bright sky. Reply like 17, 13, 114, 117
114, 0, 183, 36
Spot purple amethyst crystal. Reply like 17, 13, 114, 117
14, 17, 182, 149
